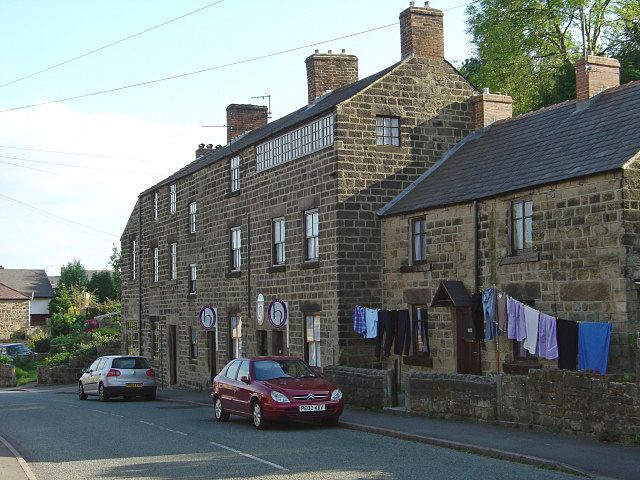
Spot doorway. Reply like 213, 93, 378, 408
257, 330, 268, 356
455, 307, 481, 375
207, 330, 217, 379
169, 325, 177, 385
271, 330, 284, 356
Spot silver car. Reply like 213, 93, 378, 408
78, 355, 156, 401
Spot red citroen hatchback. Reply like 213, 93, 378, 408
212, 356, 344, 429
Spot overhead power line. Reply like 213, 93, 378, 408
0, 0, 225, 89
0, 22, 398, 114
0, 153, 146, 174
0, 144, 150, 163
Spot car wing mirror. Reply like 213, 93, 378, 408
240, 375, 250, 385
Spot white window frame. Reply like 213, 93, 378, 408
131, 240, 137, 280
153, 192, 158, 220
305, 314, 321, 367
189, 202, 197, 234
304, 209, 319, 261
231, 227, 241, 271
170, 242, 177, 280
189, 263, 197, 294
153, 247, 159, 282
273, 217, 286, 265
170, 184, 177, 214
230, 156, 241, 192
376, 116, 400, 146
231, 315, 242, 359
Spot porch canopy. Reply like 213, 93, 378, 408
430, 280, 472, 308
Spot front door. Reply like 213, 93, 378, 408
207, 331, 217, 379
169, 325, 177, 385
257, 330, 268, 356
455, 307, 481, 375
271, 330, 284, 356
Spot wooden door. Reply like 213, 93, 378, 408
271, 330, 284, 356
257, 330, 268, 356
169, 325, 177, 385
455, 307, 481, 375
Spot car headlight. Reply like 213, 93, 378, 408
331, 389, 343, 401
270, 391, 290, 403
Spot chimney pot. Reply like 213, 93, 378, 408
472, 92, 513, 130
341, 49, 346, 53
424, 1, 429, 6
328, 49, 332, 54
198, 143, 205, 148
305, 50, 359, 103
206, 144, 213, 149
399, 3, 444, 59
482, 87, 490, 94
575, 55, 620, 102
410, 1, 414, 6
315, 49, 319, 53
226, 104, 269, 143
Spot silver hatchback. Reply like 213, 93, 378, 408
78, 355, 156, 401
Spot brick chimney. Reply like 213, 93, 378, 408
195, 143, 213, 158
226, 104, 269, 143
575, 55, 620, 102
471, 88, 513, 130
305, 49, 358, 103
399, 1, 444, 60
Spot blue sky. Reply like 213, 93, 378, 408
0, 0, 473, 274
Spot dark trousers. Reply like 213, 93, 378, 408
394, 309, 411, 356
375, 310, 395, 358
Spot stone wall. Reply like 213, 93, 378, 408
0, 299, 29, 341
0, 364, 16, 387
405, 370, 640, 444
323, 365, 394, 409
37, 365, 84, 385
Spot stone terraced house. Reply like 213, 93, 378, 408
378, 55, 640, 381
120, 3, 481, 389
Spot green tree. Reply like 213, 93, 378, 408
59, 260, 88, 290
48, 287, 72, 316
609, 1, 640, 83
109, 244, 122, 300
87, 270, 116, 303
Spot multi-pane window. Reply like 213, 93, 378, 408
230, 227, 241, 271
170, 242, 177, 280
230, 156, 241, 192
153, 192, 158, 220
189, 202, 197, 234
511, 200, 533, 252
304, 209, 319, 261
152, 321, 161, 361
230, 315, 242, 359
170, 184, 177, 214
256, 114, 334, 171
411, 218, 427, 263
305, 315, 321, 367
131, 240, 137, 280
153, 247, 159, 282
272, 217, 286, 265
413, 305, 430, 356
189, 327, 198, 359
189, 264, 197, 294
376, 116, 400, 146
126, 321, 139, 356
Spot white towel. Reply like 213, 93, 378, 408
523, 305, 539, 355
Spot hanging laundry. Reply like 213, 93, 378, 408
556, 319, 578, 370
353, 305, 366, 337
375, 310, 395, 358
523, 305, 539, 355
538, 313, 558, 360
364, 308, 378, 339
471, 292, 484, 341
394, 309, 411, 356
418, 320, 430, 353
578, 322, 612, 375
482, 287, 497, 340
507, 297, 526, 342
496, 291, 508, 333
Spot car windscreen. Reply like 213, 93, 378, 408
7, 345, 29, 355
111, 357, 150, 369
253, 360, 316, 381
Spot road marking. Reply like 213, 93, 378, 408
0, 434, 38, 480
138, 420, 188, 436
88, 409, 124, 418
209, 441, 289, 472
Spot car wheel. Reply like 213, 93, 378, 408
98, 383, 109, 402
252, 401, 268, 430
146, 389, 156, 401
322, 416, 339, 427
78, 382, 88, 401
214, 397, 229, 422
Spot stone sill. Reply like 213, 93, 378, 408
267, 265, 286, 274
225, 270, 241, 279
226, 190, 241, 199
372, 145, 403, 153
500, 251, 540, 266
503, 362, 542, 375
403, 356, 433, 367
300, 260, 320, 270
400, 262, 432, 273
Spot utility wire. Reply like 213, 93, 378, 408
0, 144, 153, 164
0, 192, 118, 238
0, 22, 398, 114
0, 159, 115, 185
0, 0, 225, 89
0, 154, 146, 174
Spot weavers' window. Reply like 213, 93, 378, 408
126, 321, 139, 356
189, 264, 197, 294
376, 116, 400, 146
304, 209, 319, 261
230, 227, 241, 271
272, 217, 286, 265
189, 327, 198, 359
153, 192, 158, 220
189, 202, 197, 234
413, 305, 430, 356
170, 184, 177, 214
411, 217, 427, 263
230, 315, 242, 359
153, 247, 159, 282
511, 200, 533, 253
304, 314, 321, 367
230, 156, 241, 192
170, 242, 177, 280
131, 240, 137, 280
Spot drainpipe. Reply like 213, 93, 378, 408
247, 214, 251, 337
473, 200, 479, 293
138, 196, 143, 357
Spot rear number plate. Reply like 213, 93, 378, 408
299, 404, 325, 412
126, 383, 143, 388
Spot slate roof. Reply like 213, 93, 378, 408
380, 80, 640, 217
0, 269, 55, 299
0, 283, 28, 301
142, 61, 402, 195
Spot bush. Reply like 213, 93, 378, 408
72, 345, 97, 359
9, 329, 26, 341
50, 312, 80, 338
89, 327, 120, 345
28, 333, 51, 353
43, 352, 71, 366
0, 355, 11, 364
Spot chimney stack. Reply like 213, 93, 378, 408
195, 143, 214, 159
305, 50, 358, 104
575, 55, 620, 102
471, 89, 513, 130
226, 104, 269, 143
399, 2, 444, 60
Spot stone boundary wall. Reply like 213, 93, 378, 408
324, 366, 394, 409
0, 364, 16, 387
37, 342, 121, 386
406, 370, 640, 443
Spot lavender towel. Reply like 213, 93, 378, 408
538, 313, 558, 360
507, 297, 526, 342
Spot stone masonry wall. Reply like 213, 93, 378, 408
0, 364, 16, 387
323, 365, 394, 409
0, 299, 29, 341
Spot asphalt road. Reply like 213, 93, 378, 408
0, 386, 580, 480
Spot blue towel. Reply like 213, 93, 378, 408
578, 322, 612, 374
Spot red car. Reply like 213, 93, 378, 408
212, 356, 344, 429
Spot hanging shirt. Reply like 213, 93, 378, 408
523, 306, 539, 355
482, 287, 497, 340
556, 319, 578, 370
507, 297, 526, 342
353, 305, 366, 337
578, 322, 612, 375
471, 292, 484, 341
538, 313, 558, 360
496, 291, 508, 333
364, 308, 378, 339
